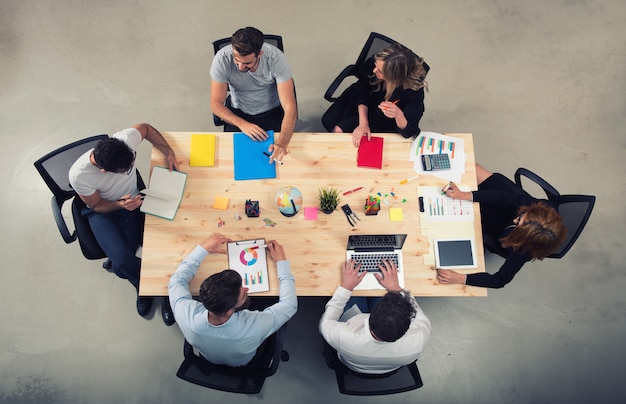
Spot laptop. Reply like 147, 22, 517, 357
346, 234, 407, 290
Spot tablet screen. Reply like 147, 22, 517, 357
434, 239, 477, 269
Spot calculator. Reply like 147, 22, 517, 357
421, 154, 451, 171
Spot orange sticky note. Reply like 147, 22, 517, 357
389, 207, 403, 221
213, 196, 229, 210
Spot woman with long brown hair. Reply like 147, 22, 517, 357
437, 164, 567, 288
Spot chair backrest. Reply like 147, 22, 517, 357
514, 167, 595, 259
176, 323, 288, 393
334, 362, 423, 396
324, 343, 423, 395
354, 32, 399, 73
212, 34, 284, 54
548, 194, 595, 258
34, 135, 108, 205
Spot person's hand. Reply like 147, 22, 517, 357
266, 240, 287, 262
341, 259, 365, 291
378, 101, 400, 118
165, 150, 179, 172
200, 233, 231, 254
268, 143, 288, 163
239, 121, 269, 142
443, 182, 473, 201
120, 194, 143, 211
436, 268, 467, 285
351, 124, 371, 147
374, 259, 402, 292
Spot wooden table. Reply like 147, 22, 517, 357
139, 132, 486, 297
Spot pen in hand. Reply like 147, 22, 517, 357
263, 151, 284, 165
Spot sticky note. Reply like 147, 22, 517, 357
304, 207, 318, 220
213, 196, 229, 210
389, 207, 403, 222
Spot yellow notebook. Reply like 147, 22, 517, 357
190, 134, 215, 166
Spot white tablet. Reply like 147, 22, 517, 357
434, 238, 478, 269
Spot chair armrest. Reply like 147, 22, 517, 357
324, 65, 357, 102
514, 167, 560, 201
267, 323, 288, 377
51, 196, 77, 244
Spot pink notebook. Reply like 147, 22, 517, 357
357, 136, 384, 169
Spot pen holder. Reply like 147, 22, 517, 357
364, 200, 380, 216
245, 200, 260, 217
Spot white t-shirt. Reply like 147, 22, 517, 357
69, 128, 142, 206
210, 42, 292, 115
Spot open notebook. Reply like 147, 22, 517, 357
139, 166, 186, 220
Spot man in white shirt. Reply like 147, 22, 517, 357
319, 259, 431, 374
69, 123, 178, 322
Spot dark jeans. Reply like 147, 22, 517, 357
224, 105, 284, 133
82, 207, 144, 289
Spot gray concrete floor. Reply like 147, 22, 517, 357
1, 1, 625, 403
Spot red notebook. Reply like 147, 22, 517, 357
357, 136, 384, 169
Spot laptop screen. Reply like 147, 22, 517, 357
347, 234, 407, 251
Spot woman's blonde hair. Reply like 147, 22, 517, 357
500, 202, 567, 260
369, 43, 429, 100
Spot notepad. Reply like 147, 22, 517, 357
227, 239, 270, 293
233, 131, 276, 180
190, 134, 216, 166
140, 166, 187, 220
357, 136, 384, 169
213, 196, 229, 210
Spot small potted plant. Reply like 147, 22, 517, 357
318, 186, 341, 214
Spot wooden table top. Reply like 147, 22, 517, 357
139, 132, 487, 297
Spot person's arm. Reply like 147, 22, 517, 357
260, 241, 297, 328
379, 89, 425, 138
268, 78, 298, 162
168, 233, 231, 312
78, 190, 142, 214
132, 123, 179, 171
352, 104, 371, 147
438, 250, 528, 288
210, 79, 269, 142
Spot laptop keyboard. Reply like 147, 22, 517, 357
349, 253, 399, 273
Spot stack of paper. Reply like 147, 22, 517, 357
409, 132, 466, 182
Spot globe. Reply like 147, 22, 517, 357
275, 186, 303, 217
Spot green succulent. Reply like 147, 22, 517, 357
318, 186, 341, 213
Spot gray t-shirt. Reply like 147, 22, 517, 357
210, 42, 292, 115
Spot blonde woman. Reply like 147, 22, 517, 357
327, 43, 429, 147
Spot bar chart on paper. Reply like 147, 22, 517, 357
227, 240, 270, 293
419, 186, 474, 222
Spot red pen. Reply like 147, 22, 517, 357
343, 187, 363, 196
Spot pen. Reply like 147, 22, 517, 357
382, 99, 399, 110
263, 151, 284, 165
117, 196, 145, 202
250, 244, 268, 250
441, 182, 452, 195
399, 175, 419, 185
343, 187, 363, 196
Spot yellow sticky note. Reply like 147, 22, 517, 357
213, 196, 229, 210
389, 207, 403, 221
190, 134, 216, 167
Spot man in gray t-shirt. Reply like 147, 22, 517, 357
210, 26, 297, 163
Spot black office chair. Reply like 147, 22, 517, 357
211, 34, 285, 127
321, 32, 430, 131
483, 167, 596, 259
34, 135, 145, 261
323, 343, 423, 396
176, 323, 290, 394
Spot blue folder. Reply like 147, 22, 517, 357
233, 131, 277, 181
